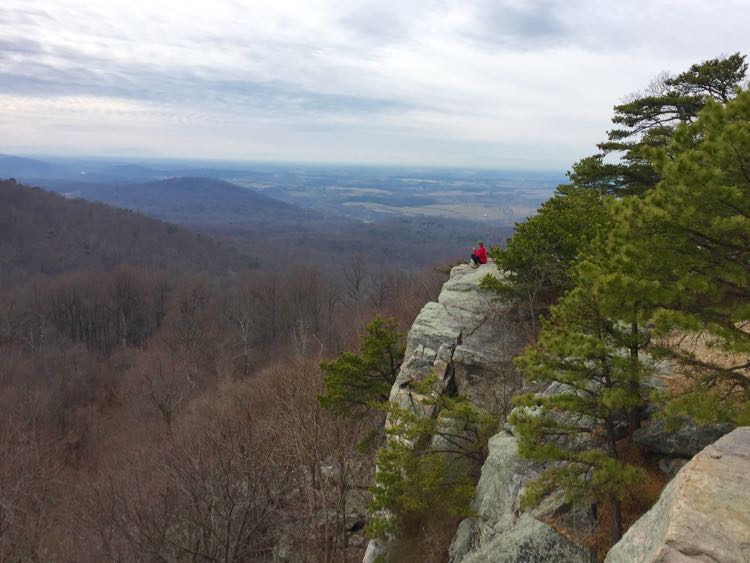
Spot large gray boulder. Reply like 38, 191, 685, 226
449, 431, 533, 562
606, 426, 750, 563
449, 431, 592, 563
459, 514, 591, 563
362, 539, 387, 563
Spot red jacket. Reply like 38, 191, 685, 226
473, 246, 487, 264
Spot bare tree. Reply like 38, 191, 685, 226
344, 255, 368, 313
0, 419, 61, 562
91, 418, 290, 563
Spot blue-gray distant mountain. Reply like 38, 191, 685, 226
58, 176, 322, 228
0, 155, 523, 269
0, 154, 75, 179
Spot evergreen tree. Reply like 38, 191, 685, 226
510, 280, 647, 543
482, 185, 610, 328
486, 54, 747, 334
578, 52, 747, 197
607, 88, 750, 424
319, 316, 404, 416
496, 53, 749, 552
367, 376, 495, 539
574, 220, 666, 431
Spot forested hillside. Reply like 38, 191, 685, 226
58, 176, 311, 227
0, 176, 451, 560
17, 174, 511, 271
0, 180, 255, 288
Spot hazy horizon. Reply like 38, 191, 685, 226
2, 1, 749, 168
3, 151, 568, 175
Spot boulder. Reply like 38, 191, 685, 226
606, 427, 750, 563
458, 514, 592, 563
450, 431, 592, 563
389, 263, 522, 410
362, 539, 387, 563
449, 431, 529, 562
464, 432, 531, 535
632, 417, 735, 458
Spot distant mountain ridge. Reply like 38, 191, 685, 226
0, 155, 73, 179
0, 155, 517, 270
61, 176, 306, 224
0, 179, 257, 288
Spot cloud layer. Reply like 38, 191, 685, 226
1, 0, 749, 168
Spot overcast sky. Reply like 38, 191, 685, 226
1, 1, 748, 169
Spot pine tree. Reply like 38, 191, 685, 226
580, 53, 747, 197
367, 376, 495, 539
319, 316, 404, 416
574, 221, 666, 431
606, 89, 750, 424
483, 185, 610, 328
510, 280, 647, 544
489, 54, 747, 323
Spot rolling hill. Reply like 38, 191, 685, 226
59, 176, 307, 221
0, 179, 257, 288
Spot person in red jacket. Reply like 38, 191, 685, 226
470, 241, 487, 268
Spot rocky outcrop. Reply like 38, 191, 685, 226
389, 263, 523, 413
366, 263, 525, 560
456, 514, 590, 563
632, 417, 736, 479
605, 427, 750, 563
449, 431, 592, 563
365, 263, 604, 562
364, 262, 750, 563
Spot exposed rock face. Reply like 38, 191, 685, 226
606, 427, 750, 563
457, 514, 590, 563
449, 431, 592, 563
366, 264, 596, 562
362, 539, 386, 563
366, 263, 525, 561
389, 263, 523, 414
365, 263, 750, 563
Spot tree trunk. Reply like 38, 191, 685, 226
629, 315, 641, 432
609, 494, 623, 544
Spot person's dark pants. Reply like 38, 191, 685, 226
471, 254, 481, 265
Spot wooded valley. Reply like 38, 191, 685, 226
0, 178, 459, 561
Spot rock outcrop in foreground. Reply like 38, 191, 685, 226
366, 264, 590, 562
449, 431, 591, 563
388, 262, 523, 415
606, 427, 750, 563
365, 263, 525, 562
366, 264, 749, 563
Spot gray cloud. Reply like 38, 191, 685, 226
0, 37, 44, 55
340, 5, 425, 46
0, 6, 56, 26
468, 0, 570, 49
0, 42, 408, 117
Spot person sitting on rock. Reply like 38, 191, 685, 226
470, 241, 487, 268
